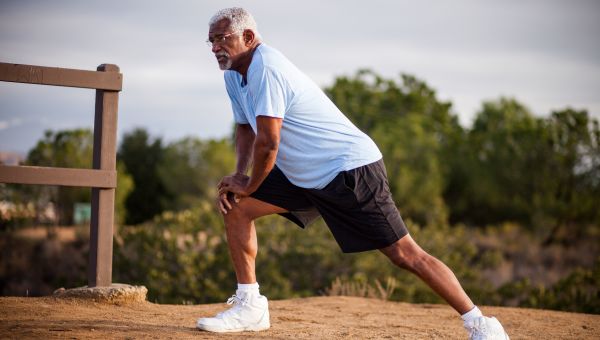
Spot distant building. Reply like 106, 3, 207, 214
74, 202, 91, 225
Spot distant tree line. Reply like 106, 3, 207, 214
326, 70, 599, 239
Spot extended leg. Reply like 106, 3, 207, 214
379, 234, 474, 314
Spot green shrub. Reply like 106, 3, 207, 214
499, 258, 600, 314
113, 208, 503, 307
113, 202, 233, 304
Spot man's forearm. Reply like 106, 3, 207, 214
233, 117, 282, 196
235, 125, 255, 175
236, 146, 253, 175
245, 138, 278, 194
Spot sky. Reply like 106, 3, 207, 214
1, 0, 599, 155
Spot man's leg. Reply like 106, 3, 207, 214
222, 196, 288, 284
197, 196, 287, 333
376, 220, 510, 338
379, 234, 474, 314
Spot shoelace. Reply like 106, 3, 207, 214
227, 294, 248, 306
466, 320, 488, 340
217, 294, 247, 319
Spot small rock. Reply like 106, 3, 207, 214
53, 283, 147, 305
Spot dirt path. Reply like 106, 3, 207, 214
1, 296, 598, 339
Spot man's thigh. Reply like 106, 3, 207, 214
249, 166, 320, 228
306, 159, 408, 253
229, 196, 289, 221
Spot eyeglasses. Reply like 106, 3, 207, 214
205, 32, 238, 47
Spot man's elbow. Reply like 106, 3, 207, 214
255, 136, 279, 153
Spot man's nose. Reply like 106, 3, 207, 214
212, 43, 221, 54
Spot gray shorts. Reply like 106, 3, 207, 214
250, 159, 408, 253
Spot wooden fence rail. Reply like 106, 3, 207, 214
0, 62, 122, 287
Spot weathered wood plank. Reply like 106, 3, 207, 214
0, 165, 116, 188
0, 62, 122, 91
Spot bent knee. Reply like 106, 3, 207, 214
223, 204, 251, 222
221, 199, 263, 228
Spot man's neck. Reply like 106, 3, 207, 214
234, 42, 261, 81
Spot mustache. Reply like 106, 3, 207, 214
215, 52, 230, 58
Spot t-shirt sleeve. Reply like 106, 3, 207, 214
225, 74, 249, 124
251, 67, 288, 119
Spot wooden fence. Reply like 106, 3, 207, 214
0, 62, 122, 287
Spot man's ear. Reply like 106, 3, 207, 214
243, 29, 255, 46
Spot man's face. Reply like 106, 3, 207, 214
208, 19, 248, 71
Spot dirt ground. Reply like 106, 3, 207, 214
0, 296, 598, 339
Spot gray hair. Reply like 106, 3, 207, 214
209, 7, 261, 39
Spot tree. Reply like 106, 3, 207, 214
453, 100, 600, 233
114, 161, 134, 225
325, 70, 462, 225
451, 98, 543, 226
118, 128, 171, 224
542, 109, 600, 240
25, 129, 93, 225
14, 129, 132, 226
158, 137, 236, 212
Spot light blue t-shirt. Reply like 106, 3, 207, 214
224, 44, 382, 189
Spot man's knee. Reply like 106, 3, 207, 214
219, 198, 251, 225
220, 197, 268, 229
227, 208, 252, 226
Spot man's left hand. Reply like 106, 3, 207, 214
217, 173, 252, 202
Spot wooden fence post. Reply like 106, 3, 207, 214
88, 64, 120, 287
1, 62, 122, 289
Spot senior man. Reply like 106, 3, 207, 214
196, 7, 509, 340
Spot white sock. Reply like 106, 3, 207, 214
237, 282, 260, 296
461, 306, 483, 323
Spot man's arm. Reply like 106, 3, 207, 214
235, 123, 255, 175
218, 116, 282, 198
244, 116, 282, 194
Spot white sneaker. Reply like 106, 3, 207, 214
464, 316, 510, 340
196, 292, 270, 333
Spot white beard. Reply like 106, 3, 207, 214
219, 58, 233, 70
216, 52, 232, 70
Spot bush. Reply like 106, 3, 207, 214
113, 208, 503, 307
499, 258, 600, 314
113, 201, 232, 304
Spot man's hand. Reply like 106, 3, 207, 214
216, 173, 251, 214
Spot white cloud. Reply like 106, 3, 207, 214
0, 118, 24, 130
